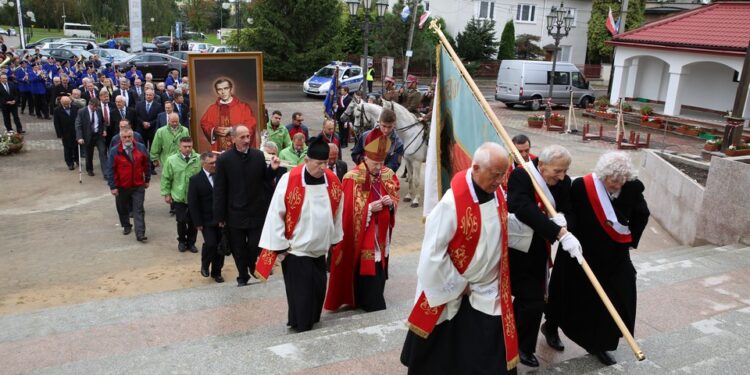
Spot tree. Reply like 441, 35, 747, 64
183, 0, 215, 32
515, 34, 543, 60
242, 0, 344, 81
587, 0, 646, 63
455, 18, 498, 61
497, 20, 515, 61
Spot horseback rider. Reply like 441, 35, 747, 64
398, 75, 423, 116
382, 76, 398, 102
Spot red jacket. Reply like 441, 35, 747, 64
107, 142, 151, 189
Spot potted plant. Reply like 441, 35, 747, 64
527, 114, 544, 128
549, 112, 566, 127
0, 131, 23, 155
640, 105, 653, 116
595, 96, 610, 111
679, 125, 701, 137
621, 102, 633, 112
704, 138, 722, 151
724, 143, 750, 156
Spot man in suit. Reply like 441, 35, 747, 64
327, 143, 347, 181
82, 81, 98, 105
75, 98, 108, 177
110, 95, 137, 141
132, 78, 145, 103
135, 89, 162, 174
189, 152, 225, 283
98, 89, 116, 148
0, 73, 23, 133
113, 78, 136, 109
154, 101, 175, 130
173, 92, 189, 127
53, 96, 79, 169
52, 74, 73, 107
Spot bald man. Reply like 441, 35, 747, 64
53, 95, 80, 169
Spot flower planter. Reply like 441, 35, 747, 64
641, 121, 663, 129
704, 143, 720, 152
681, 128, 701, 137
8, 143, 23, 153
550, 117, 565, 127
724, 148, 750, 157
527, 119, 544, 128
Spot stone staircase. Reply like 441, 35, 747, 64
2, 245, 750, 374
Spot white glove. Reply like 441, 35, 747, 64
551, 213, 567, 227
559, 232, 584, 264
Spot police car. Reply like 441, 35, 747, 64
303, 61, 364, 97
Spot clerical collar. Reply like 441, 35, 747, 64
472, 179, 495, 204
219, 97, 234, 105
303, 166, 326, 185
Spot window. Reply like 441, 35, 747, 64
567, 8, 577, 27
572, 72, 587, 89
556, 46, 572, 63
547, 71, 570, 85
516, 4, 536, 23
425, 1, 430, 11
478, 1, 495, 20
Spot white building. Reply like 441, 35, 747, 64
420, 0, 592, 64
609, 2, 750, 118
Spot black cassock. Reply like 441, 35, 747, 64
546, 178, 649, 352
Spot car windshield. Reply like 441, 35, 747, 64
107, 49, 129, 58
314, 67, 337, 77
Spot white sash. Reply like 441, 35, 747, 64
592, 173, 631, 235
525, 161, 556, 209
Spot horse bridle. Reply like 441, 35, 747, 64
382, 101, 427, 157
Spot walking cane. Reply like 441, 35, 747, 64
429, 20, 646, 361
78, 143, 83, 184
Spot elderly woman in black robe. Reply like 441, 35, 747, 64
543, 151, 650, 366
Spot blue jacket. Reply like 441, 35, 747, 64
15, 66, 28, 92
29, 69, 46, 95
165, 75, 180, 88
126, 70, 144, 84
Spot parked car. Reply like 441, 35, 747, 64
208, 45, 237, 53
168, 51, 195, 61
495, 60, 595, 110
40, 48, 94, 62
183, 31, 205, 40
114, 53, 187, 81
57, 40, 98, 50
141, 43, 159, 53
188, 42, 212, 53
27, 37, 62, 49
1, 28, 16, 36
90, 48, 132, 64
98, 37, 131, 51
303, 61, 364, 97
152, 36, 171, 45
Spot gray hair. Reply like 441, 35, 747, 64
538, 145, 572, 165
472, 142, 507, 168
594, 151, 635, 183
262, 141, 278, 153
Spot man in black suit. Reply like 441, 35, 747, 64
189, 152, 225, 283
111, 95, 137, 140
132, 78, 145, 103
327, 143, 347, 181
113, 78, 136, 109
53, 96, 79, 169
52, 74, 73, 107
135, 89, 162, 173
214, 125, 283, 287
82, 81, 98, 105
98, 89, 116, 148
75, 98, 108, 177
154, 101, 175, 130
0, 73, 23, 133
173, 92, 189, 127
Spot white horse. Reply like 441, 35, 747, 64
348, 99, 427, 208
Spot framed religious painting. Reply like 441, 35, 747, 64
188, 52, 265, 153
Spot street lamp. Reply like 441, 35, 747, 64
221, 2, 230, 33
346, 0, 388, 95
545, 2, 574, 102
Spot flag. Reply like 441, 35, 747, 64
606, 7, 619, 36
323, 66, 339, 119
423, 45, 505, 217
418, 11, 431, 30
401, 6, 411, 22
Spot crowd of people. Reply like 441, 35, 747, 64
37, 55, 653, 372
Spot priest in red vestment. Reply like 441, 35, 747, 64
200, 78, 257, 152
325, 127, 400, 313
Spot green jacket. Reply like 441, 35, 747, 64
278, 145, 307, 166
160, 151, 201, 203
266, 121, 292, 151
150, 125, 191, 167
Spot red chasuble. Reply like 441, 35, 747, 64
254, 165, 343, 281
406, 169, 519, 371
199, 96, 257, 152
582, 174, 633, 244
324, 163, 400, 311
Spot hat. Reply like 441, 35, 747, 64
406, 74, 418, 84
307, 136, 330, 161
384, 76, 395, 83
364, 128, 391, 162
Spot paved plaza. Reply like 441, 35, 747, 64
2, 99, 749, 374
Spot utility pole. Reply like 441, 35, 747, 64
723, 40, 750, 150
607, 0, 629, 97
402, 0, 418, 81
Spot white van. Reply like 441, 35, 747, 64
63, 23, 94, 38
495, 60, 595, 110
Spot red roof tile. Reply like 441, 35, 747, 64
612, 1, 750, 53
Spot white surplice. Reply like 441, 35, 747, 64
259, 168, 344, 258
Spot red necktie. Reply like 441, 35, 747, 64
103, 105, 109, 125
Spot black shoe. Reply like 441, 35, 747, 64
68, 164, 75, 170
123, 226, 132, 235
541, 321, 565, 351
592, 351, 616, 366
200, 267, 209, 277
519, 351, 539, 367
237, 278, 249, 287
137, 236, 148, 243
189, 245, 198, 253
87, 171, 95, 176
18, 130, 25, 134
214, 275, 225, 283
178, 242, 187, 252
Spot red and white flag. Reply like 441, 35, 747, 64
418, 11, 431, 29
606, 7, 618, 35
